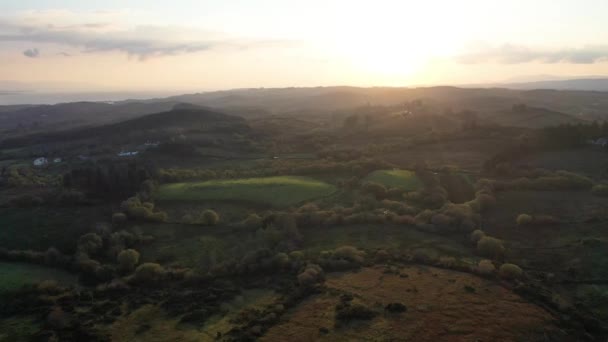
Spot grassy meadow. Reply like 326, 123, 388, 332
364, 169, 422, 190
0, 262, 78, 293
157, 176, 336, 207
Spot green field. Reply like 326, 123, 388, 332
157, 176, 336, 207
364, 169, 423, 190
0, 262, 78, 293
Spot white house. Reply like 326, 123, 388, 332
33, 157, 48, 167
591, 138, 608, 147
118, 151, 139, 157
53, 158, 62, 163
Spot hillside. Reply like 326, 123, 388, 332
0, 106, 250, 148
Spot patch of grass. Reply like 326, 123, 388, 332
0, 262, 77, 293
0, 316, 41, 341
157, 176, 336, 207
0, 206, 110, 252
364, 170, 422, 191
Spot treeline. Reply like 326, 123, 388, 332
542, 121, 608, 148
63, 160, 155, 198
158, 158, 394, 183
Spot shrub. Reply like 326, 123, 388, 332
412, 248, 438, 264
117, 249, 140, 272
297, 264, 324, 287
392, 215, 415, 225
362, 182, 387, 199
37, 280, 62, 294
242, 213, 263, 228
516, 214, 533, 226
147, 211, 168, 222
112, 212, 128, 226
44, 247, 64, 266
476, 193, 496, 212
133, 263, 165, 283
470, 229, 486, 244
335, 302, 376, 322
47, 306, 70, 329
592, 184, 608, 197
200, 210, 220, 226
517, 214, 559, 226
499, 263, 523, 280
476, 236, 505, 258
477, 259, 496, 275
533, 214, 559, 226
385, 302, 407, 313
333, 246, 366, 264
374, 249, 391, 262
77, 233, 103, 255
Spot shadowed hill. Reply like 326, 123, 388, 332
0, 107, 250, 148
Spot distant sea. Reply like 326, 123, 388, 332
0, 90, 189, 105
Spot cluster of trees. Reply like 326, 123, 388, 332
119, 196, 168, 222
64, 160, 154, 198
2, 166, 61, 188
516, 213, 560, 226
489, 170, 593, 192
181, 209, 220, 225
543, 121, 608, 148
159, 158, 394, 183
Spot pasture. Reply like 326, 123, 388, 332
156, 176, 336, 207
364, 169, 422, 191
0, 262, 78, 293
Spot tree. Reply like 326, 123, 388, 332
117, 249, 140, 272
201, 209, 220, 225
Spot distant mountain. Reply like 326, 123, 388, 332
0, 106, 249, 148
483, 105, 586, 128
0, 101, 179, 131
493, 78, 608, 92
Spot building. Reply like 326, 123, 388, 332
591, 138, 608, 147
53, 158, 62, 163
117, 151, 139, 157
33, 157, 48, 167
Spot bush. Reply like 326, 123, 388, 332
47, 306, 70, 329
117, 249, 140, 272
477, 259, 496, 275
133, 263, 165, 283
297, 264, 324, 287
412, 248, 438, 264
200, 209, 220, 226
499, 263, 523, 280
112, 212, 128, 226
333, 246, 366, 264
242, 213, 263, 228
517, 214, 559, 226
516, 214, 533, 226
470, 229, 486, 244
476, 193, 496, 212
592, 184, 608, 197
476, 236, 505, 258
361, 182, 387, 199
77, 233, 103, 255
533, 214, 559, 226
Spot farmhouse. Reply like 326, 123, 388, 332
33, 157, 48, 167
118, 151, 139, 157
591, 137, 608, 147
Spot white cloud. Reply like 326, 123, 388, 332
457, 43, 608, 64
0, 11, 292, 60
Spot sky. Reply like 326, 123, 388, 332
1, 0, 608, 93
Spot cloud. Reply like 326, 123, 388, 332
457, 43, 608, 64
0, 13, 291, 60
23, 48, 40, 58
